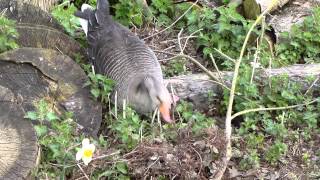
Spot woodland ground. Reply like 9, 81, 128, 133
1, 0, 319, 179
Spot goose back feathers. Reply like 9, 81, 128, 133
75, 0, 175, 122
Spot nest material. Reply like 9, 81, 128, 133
126, 127, 226, 179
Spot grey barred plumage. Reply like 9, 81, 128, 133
75, 0, 177, 122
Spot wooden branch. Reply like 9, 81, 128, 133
165, 63, 320, 110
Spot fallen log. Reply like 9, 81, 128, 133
267, 0, 320, 41
166, 63, 320, 110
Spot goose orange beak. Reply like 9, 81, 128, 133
159, 102, 173, 123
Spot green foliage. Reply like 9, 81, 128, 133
25, 99, 80, 178
109, 107, 147, 150
52, 1, 81, 36
265, 141, 288, 164
185, 4, 256, 69
228, 64, 319, 166
245, 133, 265, 149
163, 57, 186, 77
113, 0, 144, 26
150, 0, 174, 26
92, 162, 130, 179
83, 65, 114, 103
151, 0, 173, 14
276, 7, 320, 65
239, 150, 260, 170
0, 16, 19, 53
176, 101, 215, 134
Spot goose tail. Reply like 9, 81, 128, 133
75, 0, 110, 36
95, 0, 110, 25
74, 4, 94, 36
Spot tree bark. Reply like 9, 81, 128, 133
266, 0, 319, 42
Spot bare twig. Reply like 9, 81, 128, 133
77, 164, 90, 180
143, 0, 199, 40
209, 53, 224, 83
189, 145, 203, 176
144, 157, 159, 175
92, 150, 121, 161
250, 40, 260, 84
157, 110, 163, 133
154, 50, 230, 90
231, 99, 319, 120
304, 77, 319, 95
151, 107, 158, 125
182, 29, 203, 52
177, 28, 184, 53
214, 48, 236, 63
160, 36, 198, 44
213, 1, 280, 179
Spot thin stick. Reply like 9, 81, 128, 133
214, 48, 236, 63
182, 29, 203, 52
144, 157, 159, 175
160, 36, 198, 44
177, 28, 184, 53
154, 50, 230, 90
151, 108, 158, 125
250, 39, 260, 84
157, 110, 162, 134
213, 1, 280, 179
77, 164, 89, 180
92, 150, 121, 161
190, 146, 203, 176
139, 123, 143, 142
143, 0, 199, 40
231, 99, 319, 120
209, 53, 224, 83
123, 99, 126, 119
114, 91, 118, 119
304, 77, 319, 95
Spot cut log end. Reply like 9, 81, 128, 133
0, 103, 38, 179
0, 48, 102, 136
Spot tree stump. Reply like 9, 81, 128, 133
0, 87, 38, 179
0, 48, 102, 136
15, 23, 84, 60
0, 0, 85, 60
0, 0, 64, 31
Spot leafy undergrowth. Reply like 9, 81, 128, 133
0, 15, 19, 53
18, 0, 320, 179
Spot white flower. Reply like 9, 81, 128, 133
76, 138, 95, 165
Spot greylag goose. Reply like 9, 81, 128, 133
75, 0, 177, 122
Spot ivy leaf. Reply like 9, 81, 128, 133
34, 125, 48, 137
46, 112, 59, 121
25, 111, 38, 120
91, 88, 100, 98
116, 162, 128, 174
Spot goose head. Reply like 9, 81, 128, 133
129, 76, 178, 123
